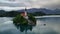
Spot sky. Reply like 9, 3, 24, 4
0, 0, 60, 11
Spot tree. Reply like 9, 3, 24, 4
28, 14, 36, 25
13, 14, 36, 34
13, 14, 28, 25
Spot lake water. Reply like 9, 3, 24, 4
0, 17, 60, 34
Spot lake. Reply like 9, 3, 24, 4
0, 17, 60, 34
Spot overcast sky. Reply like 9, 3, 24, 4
0, 0, 60, 11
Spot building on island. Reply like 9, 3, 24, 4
21, 8, 27, 17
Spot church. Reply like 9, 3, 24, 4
21, 8, 27, 17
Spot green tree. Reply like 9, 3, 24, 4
13, 14, 28, 25
13, 14, 36, 34
28, 14, 36, 23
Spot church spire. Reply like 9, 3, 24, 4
21, 8, 27, 17
25, 8, 27, 11
24, 8, 27, 16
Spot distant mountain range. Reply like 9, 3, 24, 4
17, 8, 60, 14
0, 8, 60, 16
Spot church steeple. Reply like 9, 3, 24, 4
25, 8, 27, 11
24, 8, 27, 16
21, 8, 27, 17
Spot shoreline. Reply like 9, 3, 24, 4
35, 15, 60, 18
0, 15, 60, 18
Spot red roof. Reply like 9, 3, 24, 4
21, 12, 27, 16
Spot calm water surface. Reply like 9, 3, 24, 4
0, 17, 60, 34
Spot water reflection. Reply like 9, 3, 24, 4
13, 22, 36, 34
0, 17, 60, 34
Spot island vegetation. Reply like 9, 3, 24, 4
13, 13, 36, 34
13, 14, 28, 25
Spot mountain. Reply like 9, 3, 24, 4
17, 8, 60, 14
0, 8, 60, 17
27, 8, 60, 14
54, 9, 60, 14
0, 10, 6, 14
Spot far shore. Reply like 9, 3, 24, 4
0, 15, 60, 18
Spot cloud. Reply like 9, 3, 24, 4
28, 0, 60, 9
0, 2, 25, 7
0, 7, 32, 11
42, 0, 60, 9
0, 0, 60, 10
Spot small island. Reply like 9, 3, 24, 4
13, 8, 36, 34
